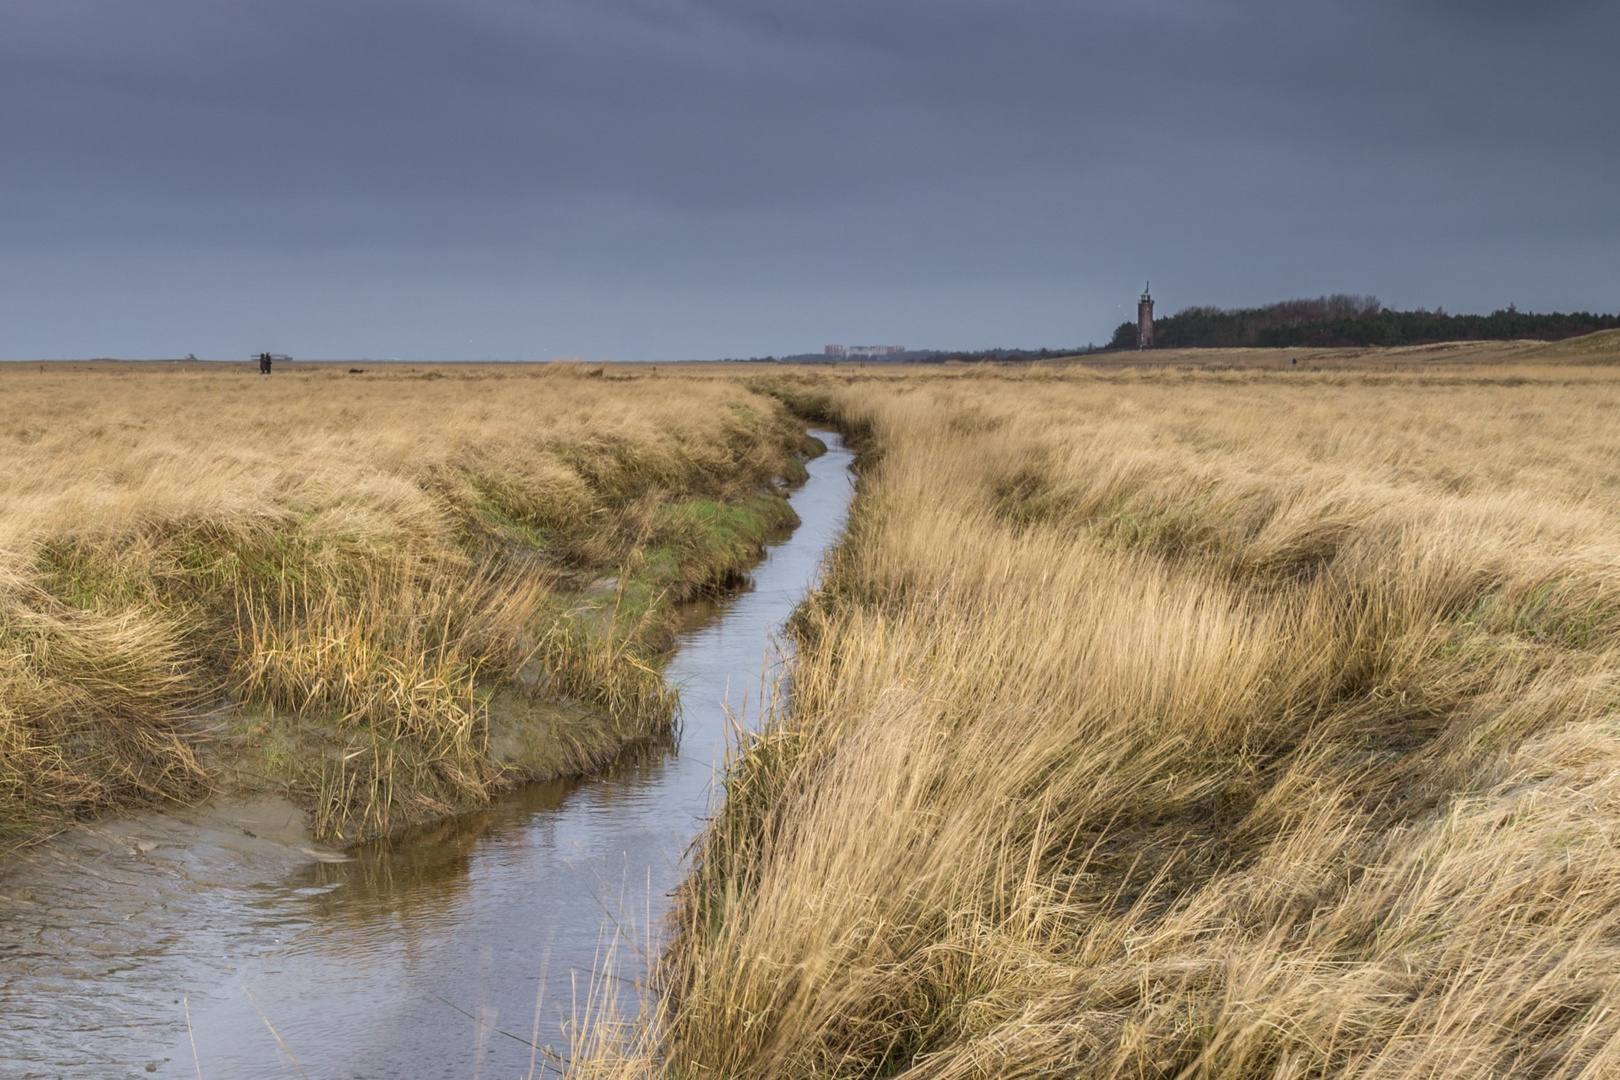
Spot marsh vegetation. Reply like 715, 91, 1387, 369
577, 346, 1620, 1078
10, 341, 1620, 1078
0, 362, 812, 847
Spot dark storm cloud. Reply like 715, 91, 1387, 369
1, 0, 1616, 358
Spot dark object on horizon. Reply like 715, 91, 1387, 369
1110, 295, 1620, 350
1137, 283, 1155, 349
348, 367, 365, 374
257, 353, 272, 374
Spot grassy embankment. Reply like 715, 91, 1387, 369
0, 362, 816, 849
577, 350, 1620, 1078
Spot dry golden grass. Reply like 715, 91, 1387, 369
576, 356, 1620, 1078
0, 361, 810, 847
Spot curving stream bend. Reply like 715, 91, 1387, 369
0, 430, 855, 1080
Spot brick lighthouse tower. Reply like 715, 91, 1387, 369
1137, 282, 1155, 350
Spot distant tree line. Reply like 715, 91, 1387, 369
1109, 295, 1620, 350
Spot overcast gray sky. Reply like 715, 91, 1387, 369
2, 0, 1615, 360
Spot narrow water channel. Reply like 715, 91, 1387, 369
0, 431, 855, 1080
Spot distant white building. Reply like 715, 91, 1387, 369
824, 344, 904, 359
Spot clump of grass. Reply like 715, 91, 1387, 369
578, 360, 1620, 1079
0, 362, 812, 847
0, 573, 203, 848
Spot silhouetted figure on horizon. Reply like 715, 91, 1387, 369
258, 353, 272, 374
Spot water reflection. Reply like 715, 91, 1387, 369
0, 431, 853, 1080
290, 741, 679, 933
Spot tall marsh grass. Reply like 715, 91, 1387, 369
577, 360, 1620, 1079
0, 362, 807, 846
